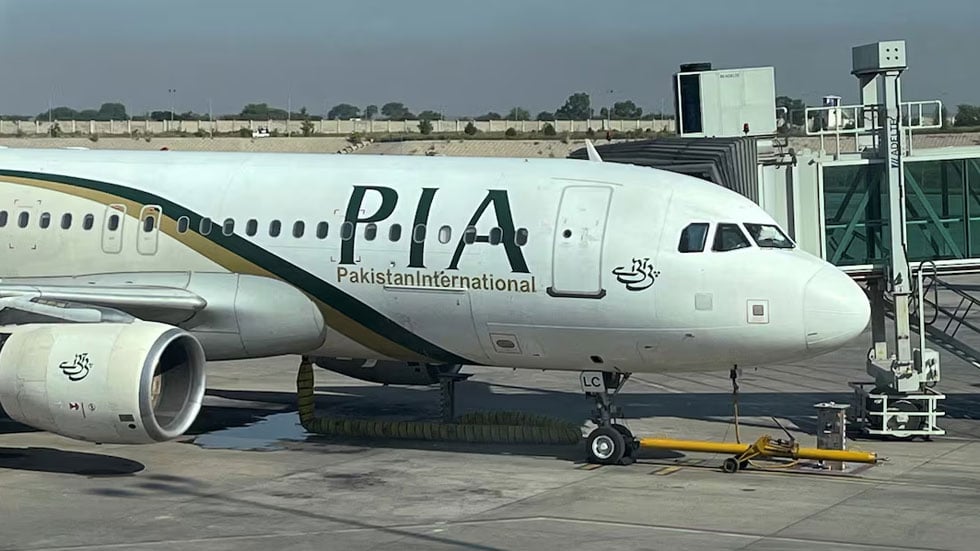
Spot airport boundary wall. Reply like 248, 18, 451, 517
0, 118, 674, 136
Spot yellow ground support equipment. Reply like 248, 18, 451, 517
638, 435, 879, 473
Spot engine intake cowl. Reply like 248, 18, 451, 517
0, 321, 206, 444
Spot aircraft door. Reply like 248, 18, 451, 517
137, 205, 162, 255
548, 185, 612, 298
101, 203, 126, 254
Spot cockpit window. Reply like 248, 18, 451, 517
712, 223, 751, 252
743, 223, 795, 249
678, 223, 709, 253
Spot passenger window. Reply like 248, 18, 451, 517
515, 228, 528, 247
61, 213, 72, 229
389, 223, 402, 241
199, 217, 213, 236
364, 223, 377, 241
678, 223, 709, 253
412, 224, 426, 243
438, 225, 452, 244
341, 221, 353, 240
293, 220, 305, 238
177, 216, 190, 233
107, 214, 120, 231
83, 214, 94, 230
144, 216, 157, 233
743, 223, 794, 249
269, 220, 281, 237
489, 227, 502, 245
0, 210, 6, 227
316, 221, 328, 239
463, 226, 477, 244
712, 223, 751, 252
246, 219, 258, 236
18, 211, 29, 228
39, 212, 51, 229
222, 218, 235, 236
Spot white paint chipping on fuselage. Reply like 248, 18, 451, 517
0, 148, 869, 374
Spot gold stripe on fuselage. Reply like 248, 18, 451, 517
0, 175, 431, 362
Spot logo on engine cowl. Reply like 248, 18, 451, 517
59, 353, 92, 382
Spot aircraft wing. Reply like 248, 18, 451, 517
0, 282, 206, 325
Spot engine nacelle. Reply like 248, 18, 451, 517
0, 321, 206, 444
314, 357, 461, 386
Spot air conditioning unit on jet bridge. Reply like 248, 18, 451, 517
673, 63, 777, 138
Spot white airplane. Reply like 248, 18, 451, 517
0, 144, 870, 464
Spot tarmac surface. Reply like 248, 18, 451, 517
2, 326, 980, 551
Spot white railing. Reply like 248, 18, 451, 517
801, 100, 942, 157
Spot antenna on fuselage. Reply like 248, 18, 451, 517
584, 139, 603, 162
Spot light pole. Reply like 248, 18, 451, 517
167, 88, 176, 131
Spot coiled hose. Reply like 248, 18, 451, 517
296, 358, 582, 445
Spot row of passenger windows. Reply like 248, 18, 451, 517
0, 209, 529, 247
0, 210, 158, 232
177, 216, 530, 247
678, 222, 794, 253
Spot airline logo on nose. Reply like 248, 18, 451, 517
612, 258, 660, 291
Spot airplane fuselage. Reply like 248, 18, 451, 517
0, 148, 869, 374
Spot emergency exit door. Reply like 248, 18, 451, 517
548, 185, 612, 298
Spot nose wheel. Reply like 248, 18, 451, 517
582, 371, 637, 465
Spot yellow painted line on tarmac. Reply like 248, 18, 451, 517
577, 463, 603, 471
650, 466, 682, 476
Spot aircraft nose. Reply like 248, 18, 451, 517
803, 266, 871, 352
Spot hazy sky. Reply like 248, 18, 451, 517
1, 0, 977, 117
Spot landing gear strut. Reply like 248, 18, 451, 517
582, 371, 638, 465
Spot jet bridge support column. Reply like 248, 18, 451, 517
848, 41, 945, 438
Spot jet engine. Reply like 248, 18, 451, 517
314, 357, 462, 386
0, 321, 206, 444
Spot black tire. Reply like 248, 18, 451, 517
587, 426, 626, 465
722, 457, 740, 473
611, 423, 637, 462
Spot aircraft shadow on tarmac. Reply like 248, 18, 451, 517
0, 446, 145, 476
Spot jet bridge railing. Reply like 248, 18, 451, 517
906, 267, 980, 367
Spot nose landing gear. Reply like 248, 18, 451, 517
582, 371, 638, 465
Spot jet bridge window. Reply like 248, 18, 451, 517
712, 223, 751, 252
0, 210, 6, 228
83, 214, 94, 230
39, 212, 51, 229
678, 223, 709, 253
743, 223, 794, 249
269, 220, 282, 237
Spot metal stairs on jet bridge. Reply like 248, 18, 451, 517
883, 270, 980, 368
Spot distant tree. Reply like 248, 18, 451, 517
97, 102, 128, 120
464, 121, 478, 135
507, 107, 530, 120
417, 110, 443, 121
381, 102, 414, 120
954, 104, 980, 127
504, 127, 517, 137
542, 123, 557, 136
555, 92, 591, 120
418, 119, 433, 135
240, 103, 289, 120
598, 107, 610, 119
475, 112, 501, 121
327, 103, 361, 120
364, 104, 378, 120
611, 100, 642, 119
36, 106, 78, 120
77, 109, 100, 120
536, 111, 554, 121
301, 119, 316, 137
150, 110, 175, 121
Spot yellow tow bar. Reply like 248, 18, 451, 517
639, 435, 878, 473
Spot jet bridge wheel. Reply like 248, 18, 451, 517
587, 426, 627, 465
